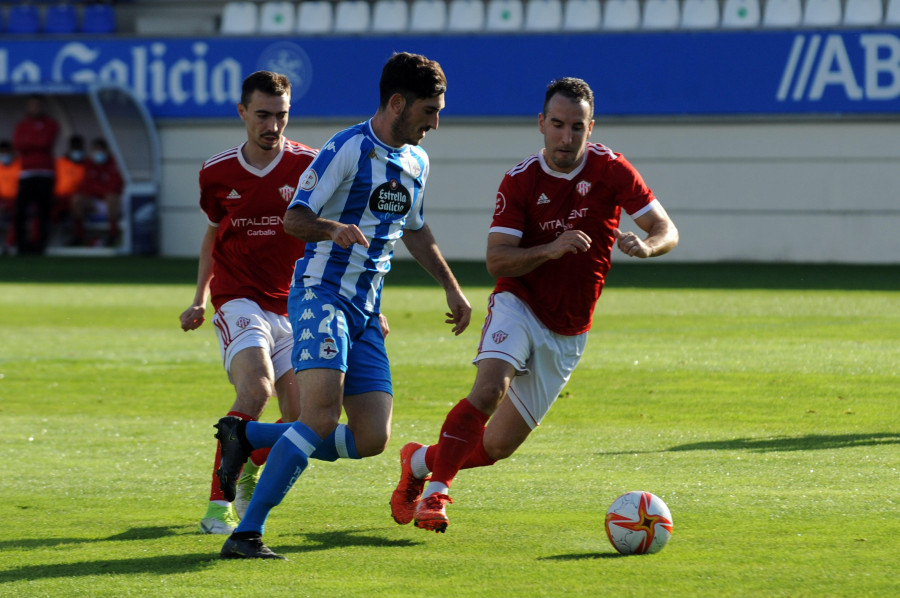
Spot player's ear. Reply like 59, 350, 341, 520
586, 119, 594, 138
388, 93, 407, 116
237, 102, 247, 121
538, 112, 545, 134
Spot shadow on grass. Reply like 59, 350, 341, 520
0, 525, 187, 551
282, 528, 421, 555
538, 552, 624, 561
601, 432, 900, 455
0, 554, 217, 584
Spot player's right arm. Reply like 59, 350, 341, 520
284, 205, 368, 249
180, 224, 216, 331
486, 229, 591, 279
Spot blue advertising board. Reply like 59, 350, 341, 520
2, 31, 899, 118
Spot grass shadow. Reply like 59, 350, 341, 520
280, 528, 421, 555
0, 525, 190, 551
538, 552, 624, 561
600, 432, 900, 455
0, 553, 217, 584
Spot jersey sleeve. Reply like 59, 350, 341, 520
611, 155, 656, 217
402, 151, 428, 231
488, 172, 526, 238
289, 133, 360, 215
198, 164, 224, 225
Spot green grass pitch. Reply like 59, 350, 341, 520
0, 257, 898, 597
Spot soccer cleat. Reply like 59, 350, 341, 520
414, 493, 453, 533
199, 502, 240, 535
234, 460, 263, 520
214, 416, 252, 503
220, 534, 286, 560
390, 442, 429, 525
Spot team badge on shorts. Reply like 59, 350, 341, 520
320, 337, 338, 359
492, 330, 508, 344
236, 317, 251, 329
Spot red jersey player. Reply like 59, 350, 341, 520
391, 77, 680, 533
180, 71, 317, 534
70, 138, 123, 247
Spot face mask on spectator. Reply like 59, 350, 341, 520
0, 154, 13, 166
69, 150, 84, 162
92, 151, 108, 164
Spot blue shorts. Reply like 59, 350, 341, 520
288, 284, 392, 397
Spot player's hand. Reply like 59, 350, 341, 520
331, 223, 369, 249
378, 313, 390, 338
445, 289, 472, 336
614, 228, 652, 258
180, 305, 206, 331
546, 229, 591, 260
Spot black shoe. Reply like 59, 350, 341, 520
214, 416, 252, 502
220, 535, 285, 560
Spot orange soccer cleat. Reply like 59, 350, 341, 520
390, 442, 429, 525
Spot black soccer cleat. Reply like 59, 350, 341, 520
220, 535, 286, 560
214, 416, 252, 502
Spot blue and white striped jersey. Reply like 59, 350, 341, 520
288, 120, 429, 313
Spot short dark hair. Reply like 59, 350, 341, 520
91, 138, 109, 151
543, 77, 594, 119
379, 52, 447, 108
241, 71, 292, 106
68, 135, 85, 150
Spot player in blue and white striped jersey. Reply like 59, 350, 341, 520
216, 52, 472, 560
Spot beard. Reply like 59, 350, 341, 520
390, 107, 426, 146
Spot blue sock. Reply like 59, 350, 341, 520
234, 421, 322, 535
245, 422, 359, 461
309, 424, 360, 461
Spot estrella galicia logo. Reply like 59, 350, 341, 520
257, 42, 313, 100
369, 179, 411, 223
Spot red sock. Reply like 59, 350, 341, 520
425, 432, 497, 473
248, 419, 283, 466
208, 410, 255, 501
430, 399, 490, 487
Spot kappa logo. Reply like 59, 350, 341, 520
279, 185, 296, 202
537, 193, 550, 205
319, 337, 338, 359
236, 317, 251, 328
303, 288, 317, 301
226, 189, 241, 199
299, 308, 315, 321
576, 181, 591, 197
299, 348, 312, 361
299, 328, 313, 341
323, 141, 337, 152
492, 330, 508, 344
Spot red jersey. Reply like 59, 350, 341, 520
491, 143, 657, 336
199, 139, 317, 315
79, 157, 122, 197
13, 114, 59, 173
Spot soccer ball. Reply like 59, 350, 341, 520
605, 491, 673, 555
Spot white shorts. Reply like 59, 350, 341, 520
211, 298, 294, 384
474, 292, 587, 429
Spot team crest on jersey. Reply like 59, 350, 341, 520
236, 317, 251, 329
319, 337, 338, 359
299, 169, 318, 191
576, 181, 591, 197
370, 178, 411, 223
495, 192, 507, 216
279, 185, 296, 202
492, 330, 508, 344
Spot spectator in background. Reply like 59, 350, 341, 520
54, 135, 87, 226
0, 140, 22, 253
70, 138, 124, 247
13, 94, 60, 255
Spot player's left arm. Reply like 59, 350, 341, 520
402, 223, 472, 336
615, 203, 679, 259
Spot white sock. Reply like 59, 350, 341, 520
411, 445, 430, 479
423, 481, 449, 498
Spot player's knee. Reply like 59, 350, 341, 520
355, 428, 390, 458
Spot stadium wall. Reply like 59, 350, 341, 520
158, 117, 900, 263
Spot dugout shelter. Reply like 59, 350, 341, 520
0, 84, 161, 255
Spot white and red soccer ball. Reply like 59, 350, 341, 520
605, 491, 674, 555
